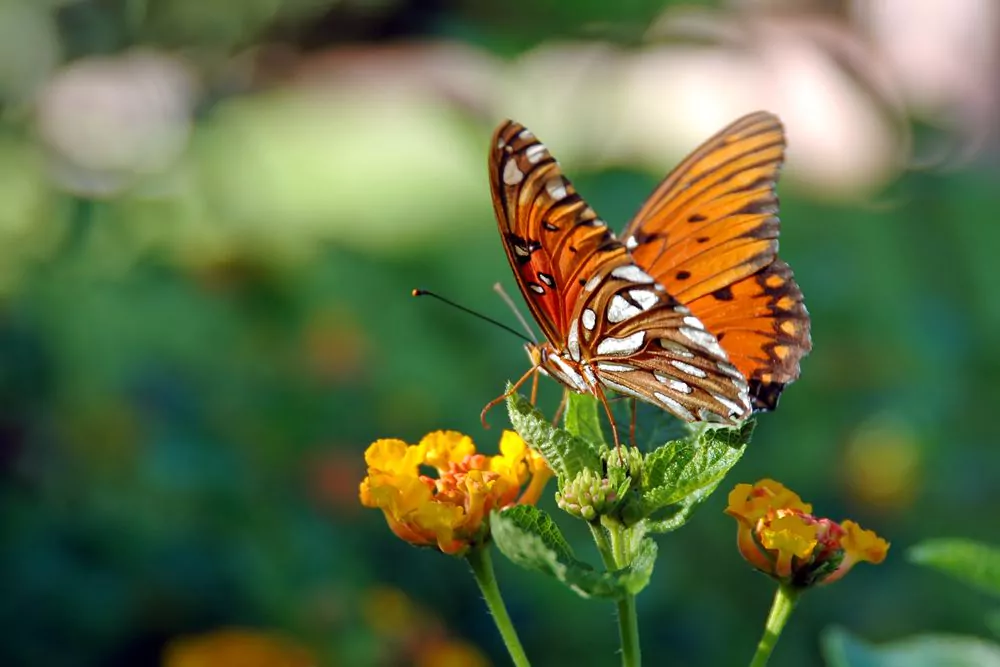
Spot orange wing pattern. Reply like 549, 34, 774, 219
490, 121, 754, 424
622, 112, 811, 409
489, 121, 629, 347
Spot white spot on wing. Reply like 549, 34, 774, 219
599, 377, 646, 401
738, 389, 752, 410
567, 319, 581, 362
654, 392, 695, 421
682, 316, 704, 329
519, 129, 534, 139
584, 275, 602, 292
582, 365, 596, 386
596, 331, 645, 356
718, 361, 744, 380
597, 362, 635, 372
513, 244, 530, 258
503, 159, 523, 185
611, 264, 655, 284
529, 283, 545, 294
607, 294, 642, 323
545, 178, 567, 200
550, 354, 587, 392
659, 339, 695, 358
680, 326, 725, 358
629, 290, 658, 310
625, 236, 638, 250
525, 143, 547, 164
654, 373, 692, 394
714, 394, 745, 417
582, 309, 597, 331
671, 359, 708, 378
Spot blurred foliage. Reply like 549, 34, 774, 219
1, 0, 999, 666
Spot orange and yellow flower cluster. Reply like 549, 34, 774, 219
360, 430, 551, 555
726, 479, 889, 587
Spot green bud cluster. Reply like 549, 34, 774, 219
605, 446, 643, 482
556, 469, 619, 521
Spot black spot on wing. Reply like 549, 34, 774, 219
712, 286, 734, 301
749, 379, 785, 411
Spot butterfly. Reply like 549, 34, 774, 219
487, 112, 811, 446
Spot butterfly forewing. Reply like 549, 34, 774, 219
490, 121, 628, 346
621, 111, 811, 409
489, 120, 753, 424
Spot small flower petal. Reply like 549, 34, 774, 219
726, 479, 812, 527
420, 431, 476, 470
365, 438, 421, 475
841, 520, 890, 564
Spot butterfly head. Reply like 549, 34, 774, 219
524, 341, 544, 368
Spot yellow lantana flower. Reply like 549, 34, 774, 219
360, 430, 552, 555
726, 479, 889, 587
163, 628, 314, 667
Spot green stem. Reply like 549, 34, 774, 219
466, 547, 531, 667
591, 521, 641, 667
588, 522, 616, 569
615, 591, 641, 667
749, 583, 800, 667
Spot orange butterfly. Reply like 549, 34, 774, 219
486, 112, 811, 447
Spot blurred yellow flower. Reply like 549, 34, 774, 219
726, 479, 889, 587
360, 430, 551, 555
162, 628, 314, 667
415, 638, 491, 667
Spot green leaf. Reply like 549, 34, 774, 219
609, 398, 688, 450
821, 627, 1000, 667
563, 393, 606, 448
506, 391, 601, 479
616, 534, 658, 595
491, 506, 654, 598
909, 539, 1000, 599
629, 419, 752, 531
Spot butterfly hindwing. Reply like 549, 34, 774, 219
684, 260, 810, 409
620, 111, 811, 410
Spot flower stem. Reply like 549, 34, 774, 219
466, 547, 531, 667
615, 592, 641, 667
749, 583, 800, 667
591, 521, 641, 667
588, 522, 615, 569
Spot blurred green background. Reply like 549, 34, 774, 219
1, 0, 998, 665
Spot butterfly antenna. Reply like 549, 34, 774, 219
492, 282, 538, 344
412, 289, 534, 344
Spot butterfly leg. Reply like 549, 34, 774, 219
551, 389, 569, 426
481, 365, 538, 429
530, 368, 539, 405
630, 398, 637, 448
591, 382, 624, 459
